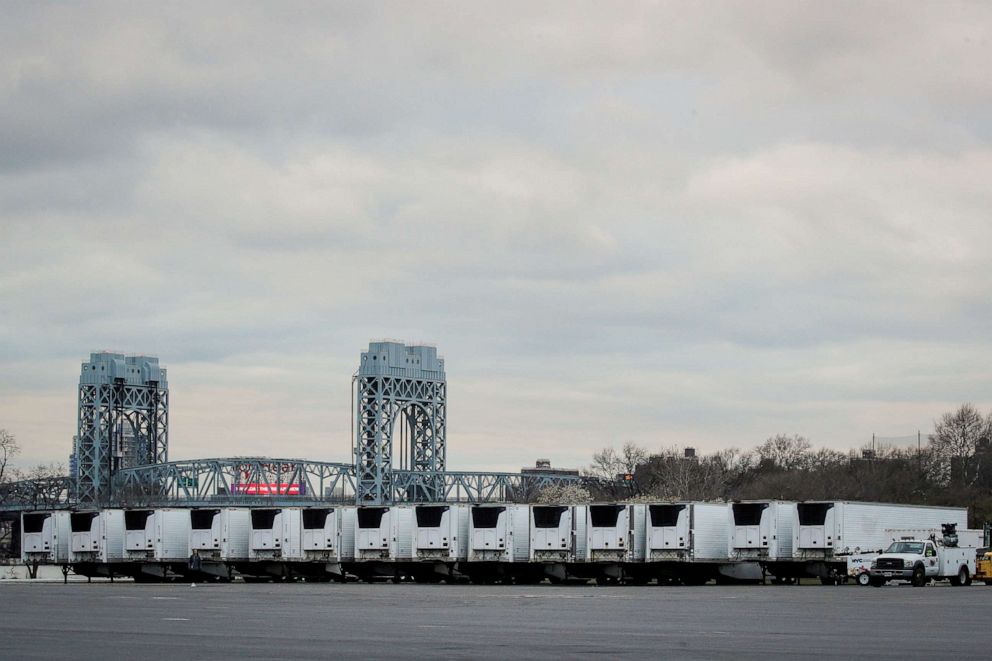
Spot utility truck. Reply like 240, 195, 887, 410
869, 524, 976, 587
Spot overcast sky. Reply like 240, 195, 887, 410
2, 2, 991, 472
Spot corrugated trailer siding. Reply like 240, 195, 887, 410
693, 503, 731, 561
573, 506, 587, 561
393, 506, 414, 561
773, 503, 794, 559
510, 505, 530, 563
221, 509, 250, 561
453, 505, 470, 561
157, 509, 191, 561
630, 504, 646, 562
283, 508, 304, 560
100, 510, 126, 563
339, 507, 356, 561
839, 503, 968, 553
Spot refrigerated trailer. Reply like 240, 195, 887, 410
123, 509, 191, 562
728, 501, 796, 580
393, 504, 470, 582
792, 502, 970, 583
728, 501, 794, 559
20, 511, 71, 566
568, 504, 631, 583
350, 506, 414, 580
286, 506, 349, 580
529, 505, 576, 582
461, 504, 531, 583
628, 502, 733, 585
187, 507, 249, 580
121, 509, 191, 580
69, 509, 126, 578
238, 508, 290, 580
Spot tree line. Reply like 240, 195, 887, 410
584, 404, 992, 527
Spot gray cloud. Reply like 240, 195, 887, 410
2, 2, 991, 471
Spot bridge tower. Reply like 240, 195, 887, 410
354, 341, 446, 503
75, 352, 168, 504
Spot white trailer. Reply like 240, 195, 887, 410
579, 504, 630, 563
529, 505, 574, 563
69, 509, 126, 576
641, 502, 730, 562
284, 506, 348, 580
20, 511, 71, 565
351, 506, 413, 580
728, 501, 794, 561
248, 508, 286, 561
188, 507, 249, 579
294, 507, 342, 562
388, 504, 470, 582
120, 508, 191, 581
467, 504, 530, 563
528, 505, 577, 582
626, 502, 733, 585
354, 506, 397, 560
409, 504, 470, 562
123, 509, 190, 562
793, 502, 969, 559
792, 501, 969, 583
885, 527, 981, 549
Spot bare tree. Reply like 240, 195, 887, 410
931, 403, 990, 485
587, 443, 648, 480
0, 428, 19, 485
754, 434, 813, 471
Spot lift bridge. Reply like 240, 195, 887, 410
1, 342, 610, 513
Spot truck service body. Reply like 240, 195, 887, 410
869, 535, 977, 587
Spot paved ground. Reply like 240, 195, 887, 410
1, 582, 989, 659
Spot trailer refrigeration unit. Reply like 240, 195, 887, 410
631, 502, 730, 585
397, 504, 470, 582
792, 501, 970, 584
122, 508, 191, 580
351, 506, 413, 581
239, 508, 290, 580
20, 511, 71, 567
187, 507, 250, 580
69, 509, 126, 578
569, 504, 630, 583
276, 506, 349, 581
729, 501, 797, 581
462, 504, 530, 583
529, 505, 576, 582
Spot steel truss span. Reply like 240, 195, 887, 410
112, 458, 357, 507
108, 458, 590, 507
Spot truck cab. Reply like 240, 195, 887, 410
869, 537, 976, 587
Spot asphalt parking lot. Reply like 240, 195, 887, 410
1, 582, 989, 660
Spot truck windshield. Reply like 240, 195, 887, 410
886, 542, 924, 554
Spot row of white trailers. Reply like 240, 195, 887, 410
20, 501, 970, 584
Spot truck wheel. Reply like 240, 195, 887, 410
857, 572, 871, 587
869, 577, 885, 587
952, 566, 970, 587
911, 565, 926, 587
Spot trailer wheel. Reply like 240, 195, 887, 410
857, 572, 871, 586
911, 565, 926, 587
